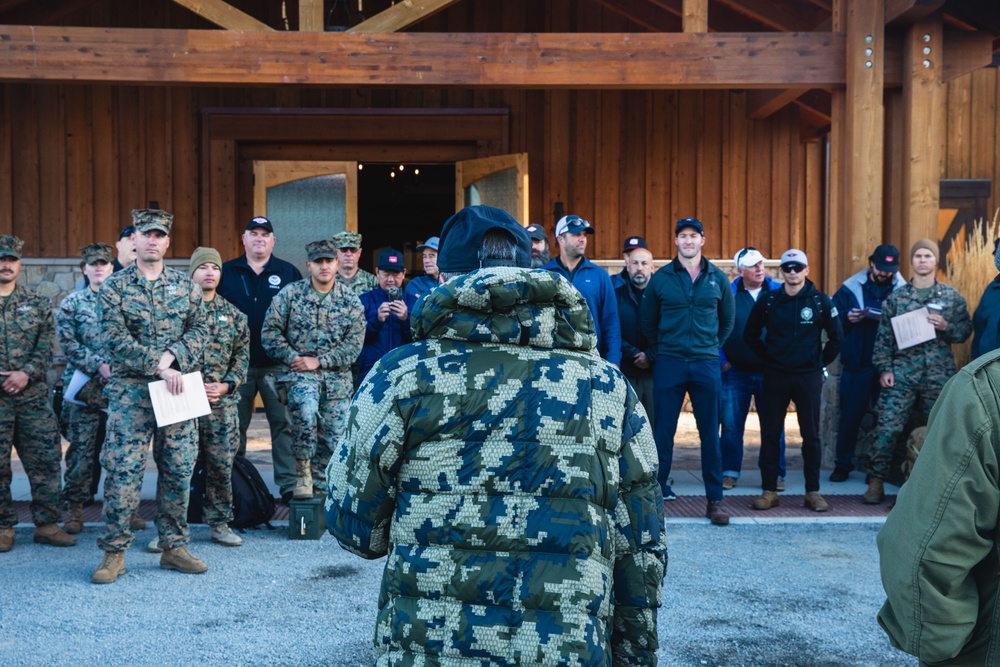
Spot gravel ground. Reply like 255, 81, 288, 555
0, 521, 915, 667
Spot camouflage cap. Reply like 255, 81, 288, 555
0, 235, 24, 259
332, 231, 362, 249
131, 208, 174, 235
306, 239, 339, 261
80, 242, 114, 264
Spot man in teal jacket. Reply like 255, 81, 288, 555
326, 206, 665, 667
878, 350, 1000, 666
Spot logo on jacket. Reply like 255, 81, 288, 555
17, 305, 31, 313
166, 284, 178, 295
801, 306, 814, 322
268, 275, 282, 286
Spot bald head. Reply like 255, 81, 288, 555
626, 248, 653, 288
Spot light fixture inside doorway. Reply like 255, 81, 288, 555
326, 0, 365, 31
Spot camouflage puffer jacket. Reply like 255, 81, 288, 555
326, 267, 666, 667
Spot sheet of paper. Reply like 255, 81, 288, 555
890, 307, 937, 351
148, 371, 212, 428
63, 369, 91, 406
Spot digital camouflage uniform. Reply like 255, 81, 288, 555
326, 267, 666, 667
868, 280, 972, 479
332, 231, 378, 296
196, 295, 249, 527
0, 280, 62, 529
261, 277, 364, 492
98, 258, 207, 553
56, 279, 110, 506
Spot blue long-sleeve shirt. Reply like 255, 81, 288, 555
543, 256, 622, 366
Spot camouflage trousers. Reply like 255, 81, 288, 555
98, 403, 197, 552
60, 401, 104, 506
282, 378, 350, 493
867, 376, 943, 480
198, 405, 239, 527
0, 388, 62, 527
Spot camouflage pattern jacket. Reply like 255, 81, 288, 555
260, 279, 364, 399
326, 267, 666, 667
56, 287, 108, 388
198, 296, 250, 410
872, 280, 972, 380
99, 265, 207, 405
340, 269, 378, 296
0, 283, 55, 401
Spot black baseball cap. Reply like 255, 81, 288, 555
377, 248, 405, 272
437, 205, 531, 274
245, 216, 274, 233
675, 218, 704, 235
118, 225, 135, 240
623, 236, 648, 253
524, 224, 547, 241
869, 244, 900, 273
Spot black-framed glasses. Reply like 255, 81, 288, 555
736, 247, 758, 263
780, 263, 805, 274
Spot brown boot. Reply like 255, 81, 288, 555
160, 545, 208, 574
804, 492, 829, 512
129, 509, 147, 531
293, 459, 313, 500
34, 523, 77, 547
91, 551, 126, 584
0, 526, 13, 552
64, 505, 84, 535
706, 500, 730, 526
863, 478, 885, 505
752, 491, 780, 510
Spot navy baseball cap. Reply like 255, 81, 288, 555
869, 244, 900, 273
437, 205, 531, 274
623, 236, 648, 253
118, 225, 135, 240
555, 215, 594, 237
377, 248, 405, 272
675, 218, 704, 235
245, 216, 274, 233
524, 224, 547, 241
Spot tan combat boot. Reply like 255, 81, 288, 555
863, 477, 885, 505
91, 551, 126, 584
210, 523, 243, 547
0, 526, 13, 552
129, 509, 147, 531
34, 523, 77, 547
160, 545, 208, 574
293, 459, 313, 500
752, 491, 780, 510
63, 505, 84, 535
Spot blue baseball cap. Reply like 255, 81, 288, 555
416, 237, 440, 252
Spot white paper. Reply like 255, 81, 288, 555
890, 307, 937, 351
148, 371, 212, 427
63, 369, 92, 406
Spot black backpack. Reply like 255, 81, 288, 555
188, 454, 276, 529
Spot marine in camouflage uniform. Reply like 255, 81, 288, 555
332, 231, 378, 296
188, 247, 249, 543
866, 239, 971, 497
261, 239, 364, 498
93, 209, 209, 582
326, 206, 665, 667
56, 243, 115, 533
0, 235, 76, 552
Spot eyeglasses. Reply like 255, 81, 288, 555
780, 263, 805, 274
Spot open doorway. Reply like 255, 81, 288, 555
357, 162, 455, 278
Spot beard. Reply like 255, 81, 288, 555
630, 273, 648, 287
531, 249, 550, 269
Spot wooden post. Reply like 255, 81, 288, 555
901, 17, 944, 271
825, 0, 845, 289
682, 0, 707, 33
299, 0, 324, 31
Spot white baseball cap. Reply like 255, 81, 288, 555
779, 249, 809, 267
734, 247, 766, 269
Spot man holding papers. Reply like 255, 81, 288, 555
863, 239, 971, 504
92, 209, 209, 584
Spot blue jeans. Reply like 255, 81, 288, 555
720, 368, 786, 479
835, 367, 880, 472
653, 356, 724, 502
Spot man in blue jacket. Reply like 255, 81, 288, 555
829, 244, 905, 482
218, 216, 302, 502
357, 248, 418, 384
720, 247, 786, 491
404, 236, 439, 300
641, 217, 735, 525
972, 239, 1000, 359
543, 215, 621, 366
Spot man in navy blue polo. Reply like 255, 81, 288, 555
404, 236, 440, 300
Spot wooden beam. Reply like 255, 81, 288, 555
901, 17, 944, 264
713, 0, 828, 32
942, 30, 994, 82
298, 0, 323, 32
170, 0, 274, 32
349, 0, 462, 33
682, 0, 708, 32
747, 88, 810, 119
0, 27, 848, 88
886, 0, 946, 25
591, 0, 681, 32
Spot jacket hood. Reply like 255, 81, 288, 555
411, 267, 597, 353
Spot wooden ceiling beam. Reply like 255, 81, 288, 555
590, 0, 681, 32
348, 0, 463, 33
712, 0, 828, 32
683, 0, 708, 32
0, 26, 849, 88
170, 0, 274, 32
885, 0, 946, 25
299, 0, 323, 32
747, 87, 811, 119
942, 30, 994, 81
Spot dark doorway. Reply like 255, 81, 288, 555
357, 163, 455, 276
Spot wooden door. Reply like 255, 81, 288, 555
454, 153, 529, 225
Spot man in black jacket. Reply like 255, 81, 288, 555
218, 216, 302, 502
744, 249, 843, 512
614, 238, 655, 427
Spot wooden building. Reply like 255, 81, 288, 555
0, 0, 997, 288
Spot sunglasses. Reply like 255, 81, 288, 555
781, 263, 805, 274
736, 247, 759, 263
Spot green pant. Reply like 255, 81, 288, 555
198, 404, 239, 526
0, 387, 62, 527
236, 365, 295, 496
60, 401, 104, 506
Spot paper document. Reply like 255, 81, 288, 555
63, 369, 91, 406
148, 371, 212, 427
890, 307, 937, 350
